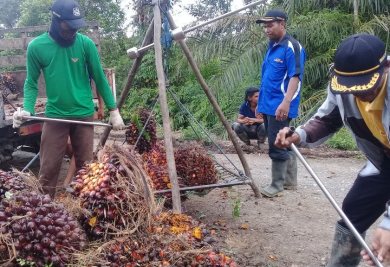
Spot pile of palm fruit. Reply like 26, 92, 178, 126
0, 117, 236, 266
0, 191, 86, 267
125, 108, 219, 193
74, 212, 237, 267
0, 170, 27, 200
70, 145, 155, 239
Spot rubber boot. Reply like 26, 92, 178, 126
326, 223, 365, 267
284, 151, 297, 190
260, 160, 288, 197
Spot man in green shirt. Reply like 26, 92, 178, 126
13, 0, 125, 197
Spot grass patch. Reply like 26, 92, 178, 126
326, 127, 358, 151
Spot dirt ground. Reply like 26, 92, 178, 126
184, 152, 372, 267
5, 136, 379, 267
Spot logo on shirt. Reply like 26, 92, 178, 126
71, 58, 79, 63
73, 7, 81, 17
274, 58, 283, 63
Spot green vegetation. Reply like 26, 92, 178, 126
326, 127, 358, 151
1, 0, 389, 151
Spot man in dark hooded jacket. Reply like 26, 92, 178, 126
275, 33, 390, 266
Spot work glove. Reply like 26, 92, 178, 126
12, 108, 30, 128
109, 109, 125, 130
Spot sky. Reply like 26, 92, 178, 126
120, 0, 247, 35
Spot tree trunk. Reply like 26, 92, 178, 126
353, 0, 359, 25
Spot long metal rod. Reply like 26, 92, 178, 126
136, 0, 265, 55
290, 144, 383, 267
22, 152, 40, 172
154, 180, 249, 194
23, 115, 112, 128
184, 0, 265, 33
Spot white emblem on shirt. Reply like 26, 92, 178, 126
71, 58, 79, 63
274, 58, 283, 63
73, 7, 80, 17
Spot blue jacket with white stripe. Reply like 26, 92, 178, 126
257, 34, 306, 118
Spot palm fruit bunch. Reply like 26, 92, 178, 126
71, 155, 123, 238
0, 170, 27, 200
71, 146, 155, 240
142, 143, 171, 190
174, 144, 218, 187
71, 157, 117, 200
0, 191, 86, 267
125, 108, 157, 154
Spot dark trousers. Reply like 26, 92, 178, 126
232, 122, 266, 141
264, 115, 291, 161
39, 117, 94, 197
340, 162, 390, 233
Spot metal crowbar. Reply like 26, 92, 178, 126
20, 115, 113, 172
22, 115, 113, 128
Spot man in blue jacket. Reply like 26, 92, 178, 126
256, 9, 306, 197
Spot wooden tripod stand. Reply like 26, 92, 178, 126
96, 0, 265, 212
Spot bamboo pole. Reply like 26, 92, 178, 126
95, 21, 154, 153
153, 4, 182, 212
167, 13, 261, 197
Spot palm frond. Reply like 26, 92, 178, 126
348, 0, 390, 15
303, 50, 334, 87
207, 41, 267, 94
294, 88, 327, 126
358, 15, 390, 45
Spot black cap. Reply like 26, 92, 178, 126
51, 0, 86, 30
330, 33, 387, 95
256, 9, 287, 24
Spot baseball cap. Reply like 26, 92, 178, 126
330, 34, 387, 95
51, 0, 86, 30
256, 9, 288, 24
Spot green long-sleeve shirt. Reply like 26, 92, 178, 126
23, 32, 116, 118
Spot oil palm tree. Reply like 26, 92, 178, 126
168, 0, 390, 130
